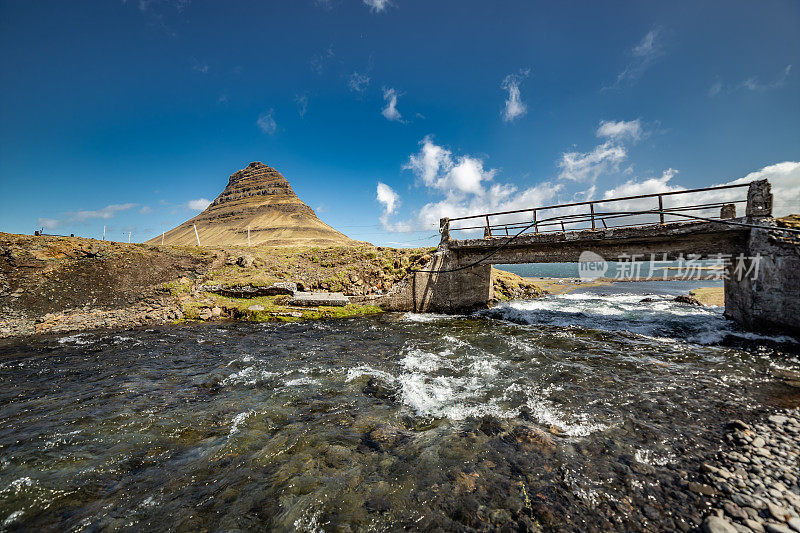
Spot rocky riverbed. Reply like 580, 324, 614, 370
698, 407, 800, 533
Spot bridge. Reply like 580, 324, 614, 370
377, 179, 800, 335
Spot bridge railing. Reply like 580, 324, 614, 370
446, 182, 755, 238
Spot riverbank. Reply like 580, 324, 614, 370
696, 406, 800, 533
0, 233, 545, 338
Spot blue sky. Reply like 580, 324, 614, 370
0, 1, 798, 246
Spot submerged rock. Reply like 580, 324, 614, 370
675, 294, 703, 306
504, 424, 555, 450
362, 377, 399, 402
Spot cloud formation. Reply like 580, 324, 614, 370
363, 0, 392, 13
257, 110, 277, 134
348, 71, 371, 94
596, 119, 642, 142
401, 137, 562, 232
381, 87, 403, 122
710, 65, 792, 97
186, 198, 211, 211
558, 141, 627, 183
295, 94, 308, 117
376, 182, 411, 231
37, 203, 138, 230
501, 69, 530, 122
605, 29, 664, 90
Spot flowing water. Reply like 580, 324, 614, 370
1, 282, 799, 532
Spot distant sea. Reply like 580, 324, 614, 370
497, 260, 724, 282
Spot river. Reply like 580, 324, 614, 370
1, 281, 798, 531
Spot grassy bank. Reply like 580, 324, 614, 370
0, 233, 546, 336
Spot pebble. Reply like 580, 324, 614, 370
704, 516, 741, 533
699, 408, 800, 533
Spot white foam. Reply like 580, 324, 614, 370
634, 448, 673, 466
222, 366, 279, 386
401, 312, 457, 323
345, 365, 397, 384
525, 394, 609, 437
57, 333, 93, 345
229, 410, 256, 435
284, 377, 320, 387
481, 292, 796, 347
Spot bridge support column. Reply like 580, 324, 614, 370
377, 249, 493, 313
724, 225, 800, 336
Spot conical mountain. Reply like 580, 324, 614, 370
149, 162, 358, 247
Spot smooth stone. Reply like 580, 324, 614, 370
703, 516, 739, 533
690, 481, 718, 496
745, 520, 765, 532
788, 517, 800, 533
765, 523, 793, 533
724, 502, 749, 521
769, 502, 792, 522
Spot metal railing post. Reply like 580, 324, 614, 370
532, 209, 538, 233
658, 195, 664, 224
485, 215, 491, 237
590, 202, 596, 230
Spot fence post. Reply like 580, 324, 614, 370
485, 215, 491, 237
532, 209, 538, 233
658, 195, 665, 224
193, 224, 201, 246
590, 202, 596, 230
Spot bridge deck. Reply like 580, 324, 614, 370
445, 219, 750, 264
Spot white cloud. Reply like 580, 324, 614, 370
402, 137, 562, 232
139, 206, 153, 214
403, 136, 496, 195
721, 161, 800, 218
501, 69, 530, 122
37, 217, 62, 230
36, 203, 138, 230
558, 141, 627, 182
363, 0, 392, 13
709, 65, 791, 97
348, 71, 370, 93
257, 110, 277, 134
295, 94, 308, 117
187, 198, 211, 211
376, 182, 399, 214
381, 87, 403, 122
605, 28, 664, 90
192, 61, 209, 74
596, 119, 642, 142
590, 162, 800, 221
376, 182, 411, 231
741, 64, 792, 92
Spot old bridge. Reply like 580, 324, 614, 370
377, 179, 800, 335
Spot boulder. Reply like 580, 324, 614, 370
674, 294, 703, 306
237, 254, 254, 268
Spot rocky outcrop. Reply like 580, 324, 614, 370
148, 162, 357, 247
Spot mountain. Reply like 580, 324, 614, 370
148, 162, 358, 247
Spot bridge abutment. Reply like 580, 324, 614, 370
377, 249, 493, 313
724, 226, 800, 336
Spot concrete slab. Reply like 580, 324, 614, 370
289, 292, 349, 307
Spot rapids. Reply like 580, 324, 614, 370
1, 282, 798, 531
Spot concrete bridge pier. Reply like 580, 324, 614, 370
724, 225, 800, 336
